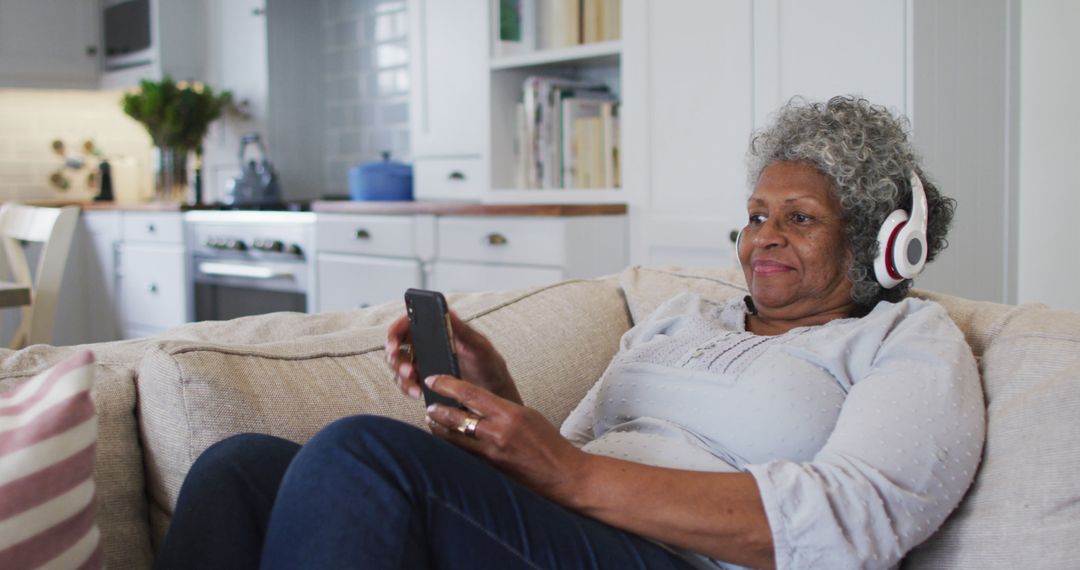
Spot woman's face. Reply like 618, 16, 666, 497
739, 161, 854, 321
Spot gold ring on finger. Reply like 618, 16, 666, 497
457, 416, 480, 438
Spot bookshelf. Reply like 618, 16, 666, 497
485, 0, 626, 204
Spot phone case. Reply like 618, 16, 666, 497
404, 288, 465, 409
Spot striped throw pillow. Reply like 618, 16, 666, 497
0, 350, 101, 570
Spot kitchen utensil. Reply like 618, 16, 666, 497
348, 151, 413, 201
226, 133, 282, 207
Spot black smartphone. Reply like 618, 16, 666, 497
404, 288, 465, 409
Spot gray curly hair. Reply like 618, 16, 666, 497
747, 96, 956, 312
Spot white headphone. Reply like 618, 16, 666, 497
873, 171, 929, 289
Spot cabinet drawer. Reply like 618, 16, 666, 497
316, 215, 417, 258
436, 217, 566, 266
430, 261, 563, 294
122, 213, 184, 243
82, 211, 121, 236
118, 244, 187, 330
414, 157, 484, 201
317, 253, 422, 312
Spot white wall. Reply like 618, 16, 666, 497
1018, 1, 1080, 311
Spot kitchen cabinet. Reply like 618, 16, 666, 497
0, 0, 99, 88
115, 212, 189, 338
407, 0, 488, 200
312, 206, 627, 311
78, 211, 123, 344
429, 216, 627, 293
98, 0, 207, 89
314, 214, 432, 312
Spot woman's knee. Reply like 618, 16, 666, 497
298, 415, 435, 475
187, 433, 299, 486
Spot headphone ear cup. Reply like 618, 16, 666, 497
874, 210, 909, 289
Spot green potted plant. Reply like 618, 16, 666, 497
121, 77, 232, 202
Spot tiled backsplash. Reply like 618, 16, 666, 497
321, 0, 411, 197
0, 89, 153, 202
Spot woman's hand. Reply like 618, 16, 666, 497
385, 310, 523, 404
423, 374, 590, 504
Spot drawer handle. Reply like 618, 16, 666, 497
147, 223, 156, 234
448, 171, 466, 181
148, 283, 159, 294
355, 229, 371, 240
486, 233, 508, 246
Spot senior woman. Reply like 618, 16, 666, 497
156, 96, 984, 570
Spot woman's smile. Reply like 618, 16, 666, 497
750, 259, 794, 274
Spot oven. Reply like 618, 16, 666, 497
185, 211, 315, 321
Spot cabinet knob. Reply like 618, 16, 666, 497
148, 284, 159, 294
147, 223, 156, 234
86, 46, 98, 57
252, 7, 265, 16
355, 229, 371, 240
448, 171, 466, 181
485, 233, 508, 246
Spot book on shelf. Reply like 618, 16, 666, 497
537, 0, 622, 50
560, 93, 618, 189
518, 75, 619, 190
494, 0, 536, 56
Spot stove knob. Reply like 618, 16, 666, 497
269, 240, 285, 252
286, 243, 303, 256
227, 239, 248, 252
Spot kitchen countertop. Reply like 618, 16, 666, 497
310, 201, 627, 216
22, 200, 209, 212
14, 200, 628, 217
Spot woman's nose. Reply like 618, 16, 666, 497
751, 218, 788, 249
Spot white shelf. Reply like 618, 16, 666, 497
483, 188, 625, 205
490, 41, 622, 70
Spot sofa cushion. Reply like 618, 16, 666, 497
617, 265, 1018, 360
903, 304, 1080, 568
136, 278, 631, 547
0, 342, 154, 570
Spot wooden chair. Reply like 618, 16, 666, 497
0, 203, 79, 349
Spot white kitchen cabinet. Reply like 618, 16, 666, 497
313, 214, 433, 312
115, 212, 188, 338
0, 0, 99, 88
429, 215, 627, 294
408, 0, 488, 200
408, 0, 487, 158
317, 254, 422, 312
98, 0, 207, 89
78, 211, 123, 344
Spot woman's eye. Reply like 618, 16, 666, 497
748, 214, 766, 225
791, 213, 814, 224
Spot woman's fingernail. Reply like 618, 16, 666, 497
424, 376, 435, 387
426, 404, 437, 414
409, 386, 421, 400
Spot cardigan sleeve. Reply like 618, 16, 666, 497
746, 301, 986, 570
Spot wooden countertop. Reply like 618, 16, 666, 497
310, 201, 627, 216
21, 200, 202, 212
13, 200, 628, 216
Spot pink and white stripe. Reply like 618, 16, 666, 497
0, 350, 101, 570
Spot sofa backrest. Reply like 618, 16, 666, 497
135, 277, 632, 549
619, 265, 1080, 569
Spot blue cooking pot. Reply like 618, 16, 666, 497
348, 152, 413, 201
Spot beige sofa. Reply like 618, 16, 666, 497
1, 266, 1077, 569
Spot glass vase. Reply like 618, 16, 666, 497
155, 146, 190, 203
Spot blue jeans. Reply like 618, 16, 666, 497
154, 415, 697, 570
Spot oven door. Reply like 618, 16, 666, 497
193, 257, 308, 321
